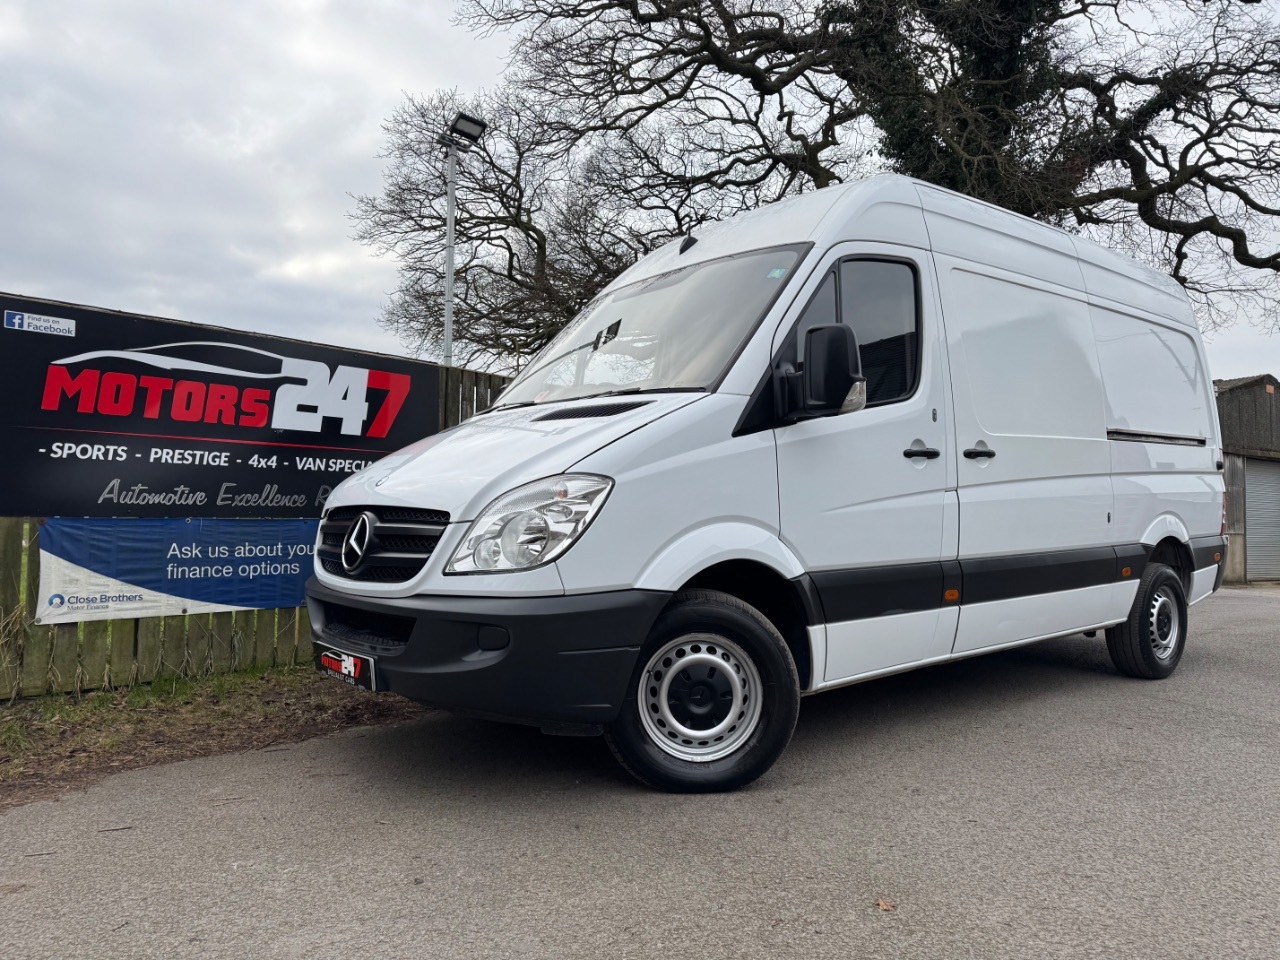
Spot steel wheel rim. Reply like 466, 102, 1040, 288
637, 633, 763, 762
1148, 586, 1181, 661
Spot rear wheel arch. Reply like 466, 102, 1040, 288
1147, 535, 1194, 594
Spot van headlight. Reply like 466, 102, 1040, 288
445, 474, 613, 574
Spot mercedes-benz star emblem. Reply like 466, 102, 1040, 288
341, 512, 377, 573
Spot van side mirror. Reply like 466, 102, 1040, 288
802, 324, 866, 416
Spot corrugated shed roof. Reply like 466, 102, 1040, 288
1214, 374, 1279, 395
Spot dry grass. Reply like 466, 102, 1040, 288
0, 665, 425, 811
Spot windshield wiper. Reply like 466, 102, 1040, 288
485, 400, 539, 413
491, 386, 707, 412
563, 386, 709, 403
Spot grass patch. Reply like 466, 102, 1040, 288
0, 664, 424, 810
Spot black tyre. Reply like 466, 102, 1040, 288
1105, 563, 1188, 679
605, 589, 800, 792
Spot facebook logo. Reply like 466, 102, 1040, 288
2, 309, 75, 336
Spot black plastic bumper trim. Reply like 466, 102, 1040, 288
305, 578, 672, 727
1190, 535, 1228, 572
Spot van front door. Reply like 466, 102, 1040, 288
775, 244, 957, 685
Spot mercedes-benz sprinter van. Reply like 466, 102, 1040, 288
307, 175, 1227, 792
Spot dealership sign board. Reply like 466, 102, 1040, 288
0, 293, 440, 518
37, 517, 317, 624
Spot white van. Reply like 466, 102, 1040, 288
307, 175, 1227, 792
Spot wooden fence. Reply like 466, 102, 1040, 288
0, 364, 508, 701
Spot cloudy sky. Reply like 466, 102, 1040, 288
0, 0, 1276, 379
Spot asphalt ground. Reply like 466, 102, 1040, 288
2, 586, 1278, 960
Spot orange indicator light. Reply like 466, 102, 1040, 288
1121, 567, 1132, 577
943, 589, 960, 602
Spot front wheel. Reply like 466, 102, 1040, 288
605, 589, 800, 792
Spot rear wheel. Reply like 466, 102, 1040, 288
1105, 563, 1188, 679
605, 589, 800, 792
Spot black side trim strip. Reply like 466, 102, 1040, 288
1113, 542, 1151, 580
812, 562, 943, 621
1107, 429, 1206, 447
812, 544, 1158, 625
962, 547, 1116, 605
1189, 535, 1227, 570
941, 560, 962, 604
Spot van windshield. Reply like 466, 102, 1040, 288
496, 245, 807, 407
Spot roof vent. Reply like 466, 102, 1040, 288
532, 401, 651, 421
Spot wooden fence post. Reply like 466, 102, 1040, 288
0, 517, 25, 701
80, 620, 111, 694
109, 619, 138, 689
50, 623, 79, 695
209, 611, 235, 673
460, 368, 476, 422
297, 605, 313, 664
135, 618, 164, 682
20, 521, 53, 698
254, 608, 276, 667
276, 608, 299, 665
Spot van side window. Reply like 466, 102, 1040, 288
792, 272, 838, 358
839, 260, 919, 405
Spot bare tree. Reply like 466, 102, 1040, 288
471, 0, 1279, 317
358, 0, 1279, 365
353, 81, 865, 370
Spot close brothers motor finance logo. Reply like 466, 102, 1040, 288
37, 341, 411, 438
47, 593, 66, 609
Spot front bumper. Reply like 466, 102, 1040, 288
305, 577, 671, 728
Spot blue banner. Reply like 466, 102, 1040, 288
38, 518, 317, 623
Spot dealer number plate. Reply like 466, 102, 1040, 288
317, 648, 376, 691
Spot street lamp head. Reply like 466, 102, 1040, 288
449, 112, 487, 144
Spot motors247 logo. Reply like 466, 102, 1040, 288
38, 341, 411, 438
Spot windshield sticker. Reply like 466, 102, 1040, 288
766, 268, 788, 279
592, 319, 622, 351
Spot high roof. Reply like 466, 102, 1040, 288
604, 174, 1194, 327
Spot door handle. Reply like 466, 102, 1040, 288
963, 447, 996, 459
903, 447, 941, 460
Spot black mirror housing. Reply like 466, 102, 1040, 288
802, 324, 864, 415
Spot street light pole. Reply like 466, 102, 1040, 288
442, 142, 458, 368
436, 112, 486, 370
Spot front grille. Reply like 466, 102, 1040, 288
327, 505, 450, 525
317, 505, 450, 583
320, 602, 415, 654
